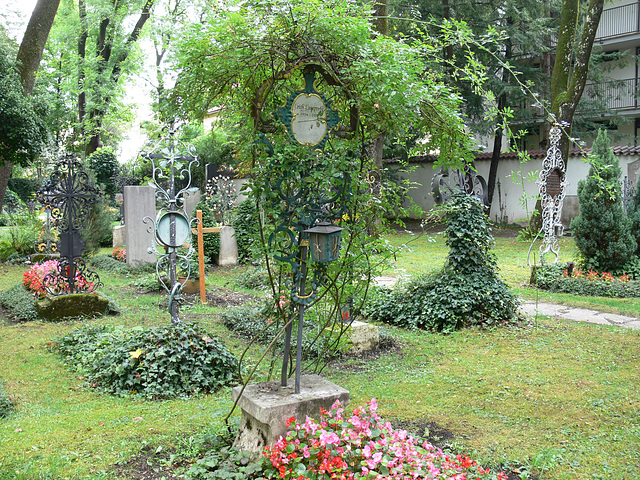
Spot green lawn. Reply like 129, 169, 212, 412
0, 233, 639, 479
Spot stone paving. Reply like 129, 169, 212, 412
519, 301, 640, 330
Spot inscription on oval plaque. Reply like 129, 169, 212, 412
546, 168, 563, 198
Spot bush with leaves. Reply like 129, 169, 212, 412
194, 201, 220, 263
235, 266, 270, 291
0, 284, 38, 322
0, 211, 42, 261
80, 200, 114, 253
55, 323, 239, 399
230, 198, 260, 263
89, 254, 131, 274
571, 130, 636, 272
365, 193, 519, 331
534, 263, 640, 298
87, 147, 119, 201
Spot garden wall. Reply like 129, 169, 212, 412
390, 147, 640, 225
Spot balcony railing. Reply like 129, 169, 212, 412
584, 78, 638, 110
595, 2, 640, 40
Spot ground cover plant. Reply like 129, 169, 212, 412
0, 229, 639, 479
534, 263, 640, 298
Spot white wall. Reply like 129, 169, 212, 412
393, 153, 640, 225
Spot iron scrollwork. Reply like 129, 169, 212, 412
141, 124, 200, 324
35, 154, 102, 295
431, 163, 489, 207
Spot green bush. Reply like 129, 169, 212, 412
0, 380, 13, 419
534, 264, 640, 298
234, 266, 270, 290
0, 211, 42, 260
0, 284, 38, 322
87, 147, 119, 201
194, 201, 220, 263
55, 323, 239, 399
80, 200, 114, 253
364, 193, 519, 331
3, 189, 25, 215
8, 177, 39, 204
230, 198, 260, 263
89, 254, 131, 274
571, 130, 636, 272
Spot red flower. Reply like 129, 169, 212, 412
286, 416, 296, 427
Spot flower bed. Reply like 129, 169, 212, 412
23, 260, 95, 296
263, 399, 506, 480
534, 263, 640, 298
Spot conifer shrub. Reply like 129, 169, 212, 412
230, 198, 260, 263
55, 323, 239, 399
364, 192, 519, 332
571, 130, 636, 273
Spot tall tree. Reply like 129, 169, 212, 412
551, 0, 605, 160
77, 0, 155, 155
0, 0, 60, 213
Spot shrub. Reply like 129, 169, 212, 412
80, 200, 114, 253
364, 193, 519, 331
194, 201, 220, 263
230, 198, 260, 263
3, 189, 25, 215
571, 129, 636, 272
89, 254, 131, 274
8, 177, 39, 204
0, 381, 13, 419
87, 147, 119, 201
55, 323, 239, 399
263, 398, 506, 480
0, 284, 38, 322
235, 266, 270, 290
534, 263, 640, 298
0, 211, 42, 260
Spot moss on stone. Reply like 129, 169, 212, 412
36, 293, 111, 321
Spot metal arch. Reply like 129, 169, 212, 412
529, 122, 569, 265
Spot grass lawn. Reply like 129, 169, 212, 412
0, 232, 639, 479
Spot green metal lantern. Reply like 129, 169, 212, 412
304, 222, 344, 263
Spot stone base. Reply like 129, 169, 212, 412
232, 374, 349, 454
348, 320, 379, 353
219, 226, 238, 266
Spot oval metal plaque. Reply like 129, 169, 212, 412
157, 212, 191, 247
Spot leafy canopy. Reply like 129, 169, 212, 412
172, 0, 475, 165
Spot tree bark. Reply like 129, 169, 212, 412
0, 0, 61, 213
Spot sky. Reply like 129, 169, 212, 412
3, 0, 153, 163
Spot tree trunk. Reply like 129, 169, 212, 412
0, 0, 61, 213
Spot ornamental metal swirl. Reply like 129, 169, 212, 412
141, 124, 200, 324
35, 154, 102, 295
529, 122, 569, 265
431, 163, 489, 207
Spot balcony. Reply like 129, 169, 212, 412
595, 2, 640, 40
583, 78, 638, 110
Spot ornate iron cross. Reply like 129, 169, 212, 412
35, 154, 102, 295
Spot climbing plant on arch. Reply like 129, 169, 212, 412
172, 0, 488, 376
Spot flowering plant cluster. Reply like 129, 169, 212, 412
263, 399, 506, 480
205, 176, 238, 224
23, 261, 61, 296
112, 247, 126, 262
23, 260, 94, 296
563, 267, 629, 283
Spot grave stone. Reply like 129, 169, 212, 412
112, 225, 125, 248
183, 188, 201, 219
124, 185, 156, 266
218, 226, 238, 266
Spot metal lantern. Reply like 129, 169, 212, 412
304, 222, 344, 263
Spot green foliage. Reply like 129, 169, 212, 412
89, 254, 131, 274
0, 38, 47, 167
234, 266, 270, 291
0, 284, 38, 322
627, 176, 640, 257
192, 128, 238, 171
2, 190, 26, 218
534, 264, 640, 298
230, 198, 260, 263
87, 147, 119, 200
571, 130, 636, 272
0, 211, 42, 260
7, 178, 40, 205
194, 201, 220, 263
55, 323, 239, 399
186, 445, 264, 480
364, 193, 519, 331
0, 380, 13, 419
80, 200, 114, 254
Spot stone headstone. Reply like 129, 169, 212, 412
219, 225, 238, 266
183, 188, 201, 219
112, 224, 125, 248
124, 185, 156, 266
